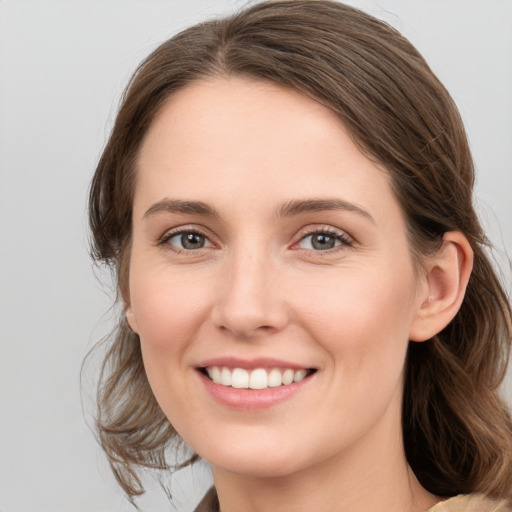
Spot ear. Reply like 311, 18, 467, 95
125, 304, 139, 334
409, 231, 473, 342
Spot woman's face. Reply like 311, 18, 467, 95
127, 77, 427, 478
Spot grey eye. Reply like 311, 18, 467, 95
168, 232, 211, 250
298, 233, 342, 251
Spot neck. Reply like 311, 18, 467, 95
213, 452, 436, 512
211, 401, 439, 512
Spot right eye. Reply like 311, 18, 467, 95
163, 231, 212, 251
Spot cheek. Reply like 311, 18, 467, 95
303, 270, 415, 327
129, 270, 213, 432
295, 268, 415, 433
130, 266, 212, 351
294, 262, 417, 372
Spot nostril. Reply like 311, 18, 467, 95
210, 271, 289, 337
215, 319, 280, 339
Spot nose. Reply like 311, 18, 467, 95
211, 249, 289, 339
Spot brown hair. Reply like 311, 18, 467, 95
88, 0, 512, 501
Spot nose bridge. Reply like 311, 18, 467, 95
212, 239, 287, 337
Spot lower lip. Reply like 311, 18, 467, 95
198, 371, 313, 410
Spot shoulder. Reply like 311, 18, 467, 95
427, 494, 511, 512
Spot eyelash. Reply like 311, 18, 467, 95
158, 226, 353, 254
158, 228, 213, 254
294, 227, 353, 253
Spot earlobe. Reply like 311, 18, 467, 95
125, 305, 139, 334
409, 231, 473, 342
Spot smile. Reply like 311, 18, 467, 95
202, 366, 315, 390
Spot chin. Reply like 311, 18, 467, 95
209, 453, 304, 479
194, 435, 309, 479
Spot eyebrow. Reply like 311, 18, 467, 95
143, 199, 221, 219
277, 198, 375, 223
143, 197, 375, 224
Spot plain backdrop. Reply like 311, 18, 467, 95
1, 1, 511, 511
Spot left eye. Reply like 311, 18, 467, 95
298, 232, 346, 251
166, 231, 212, 250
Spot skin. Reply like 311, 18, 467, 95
126, 77, 472, 512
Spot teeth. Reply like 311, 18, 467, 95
282, 368, 294, 385
210, 366, 221, 384
231, 368, 249, 389
268, 368, 283, 387
205, 366, 311, 389
249, 368, 267, 389
220, 367, 232, 386
294, 369, 307, 382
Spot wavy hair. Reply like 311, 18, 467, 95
88, 0, 512, 501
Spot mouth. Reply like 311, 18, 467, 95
199, 366, 317, 390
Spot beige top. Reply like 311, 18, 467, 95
427, 494, 510, 511
194, 489, 511, 512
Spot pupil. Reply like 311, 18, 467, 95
182, 233, 204, 249
312, 234, 335, 250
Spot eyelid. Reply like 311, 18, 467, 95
156, 223, 353, 254
291, 225, 354, 251
158, 224, 218, 251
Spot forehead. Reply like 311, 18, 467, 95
134, 77, 401, 227
140, 76, 346, 159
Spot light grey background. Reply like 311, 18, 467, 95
1, 1, 511, 511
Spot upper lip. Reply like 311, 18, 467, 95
197, 357, 313, 370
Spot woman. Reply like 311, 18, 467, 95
88, 1, 512, 510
